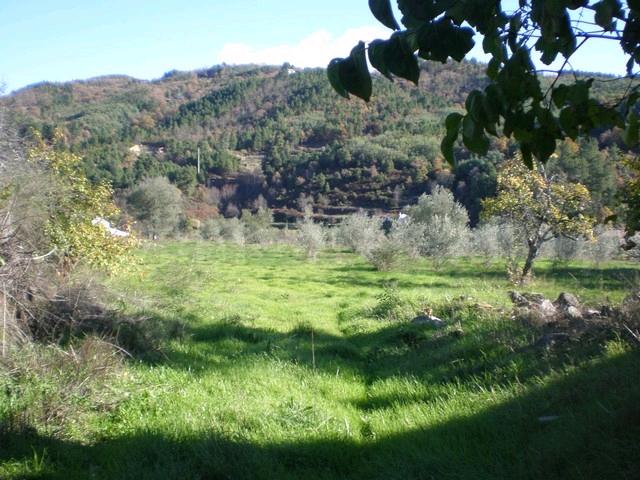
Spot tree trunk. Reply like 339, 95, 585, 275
521, 239, 539, 282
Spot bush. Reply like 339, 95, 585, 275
127, 177, 183, 239
363, 219, 419, 271
549, 236, 580, 262
298, 207, 325, 260
200, 218, 222, 241
405, 186, 470, 267
242, 208, 275, 245
472, 221, 502, 261
369, 284, 414, 321
219, 218, 245, 245
338, 211, 384, 257
365, 236, 405, 271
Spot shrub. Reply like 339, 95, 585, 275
549, 236, 580, 262
406, 185, 469, 225
298, 207, 325, 260
495, 220, 526, 261
472, 221, 502, 261
405, 186, 470, 267
127, 177, 183, 239
365, 236, 405, 271
338, 211, 384, 257
0, 337, 124, 435
417, 214, 470, 267
200, 218, 222, 241
387, 217, 422, 258
588, 226, 623, 265
219, 218, 245, 245
243, 208, 275, 245
363, 220, 418, 271
369, 284, 413, 321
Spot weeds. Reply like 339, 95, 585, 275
0, 337, 124, 436
369, 283, 415, 321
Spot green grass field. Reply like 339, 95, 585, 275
2, 242, 639, 479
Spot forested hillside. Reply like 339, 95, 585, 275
1, 62, 628, 224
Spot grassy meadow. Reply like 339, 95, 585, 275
1, 242, 639, 479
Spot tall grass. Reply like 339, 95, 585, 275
1, 242, 638, 479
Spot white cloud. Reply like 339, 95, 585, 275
216, 26, 390, 68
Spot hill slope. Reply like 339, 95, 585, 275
1, 62, 625, 223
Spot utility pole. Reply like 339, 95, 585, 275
197, 147, 201, 175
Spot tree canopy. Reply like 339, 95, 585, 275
28, 131, 136, 272
328, 0, 640, 167
483, 157, 594, 280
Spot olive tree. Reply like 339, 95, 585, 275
405, 186, 470, 267
127, 177, 184, 239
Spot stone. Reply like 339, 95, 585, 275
509, 291, 529, 307
411, 314, 446, 328
566, 306, 582, 320
600, 305, 615, 317
523, 292, 546, 304
584, 308, 601, 319
538, 299, 558, 318
555, 292, 580, 310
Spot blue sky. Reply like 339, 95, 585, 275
0, 0, 629, 93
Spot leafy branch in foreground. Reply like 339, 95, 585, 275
328, 0, 640, 167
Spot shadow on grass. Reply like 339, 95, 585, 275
133, 306, 613, 400
2, 349, 638, 480
536, 264, 640, 292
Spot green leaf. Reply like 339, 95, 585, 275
417, 18, 475, 63
445, 112, 464, 132
398, 0, 447, 26
552, 79, 592, 108
462, 115, 489, 155
369, 0, 400, 30
327, 58, 349, 99
566, 0, 588, 9
485, 84, 506, 117
532, 130, 557, 163
441, 135, 457, 167
385, 34, 420, 84
594, 0, 623, 31
508, 13, 522, 52
336, 42, 373, 102
559, 107, 579, 139
520, 143, 534, 169
625, 110, 639, 147
441, 112, 463, 166
368, 40, 393, 81
487, 58, 500, 79
465, 90, 485, 123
